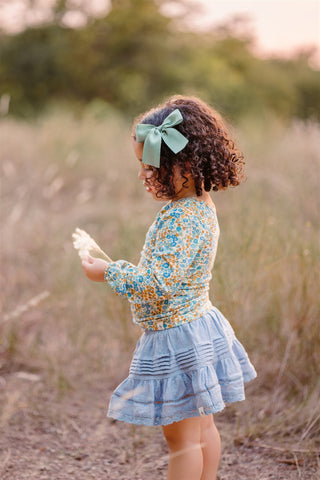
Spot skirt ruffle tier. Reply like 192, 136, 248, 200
107, 306, 257, 426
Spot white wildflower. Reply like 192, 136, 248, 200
3, 290, 50, 323
72, 228, 112, 262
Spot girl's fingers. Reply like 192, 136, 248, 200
82, 255, 94, 266
81, 256, 100, 272
81, 259, 89, 270
81, 256, 107, 282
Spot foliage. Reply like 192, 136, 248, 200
0, 0, 319, 120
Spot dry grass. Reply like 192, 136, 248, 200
1, 106, 319, 454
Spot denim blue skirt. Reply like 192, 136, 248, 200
107, 306, 257, 426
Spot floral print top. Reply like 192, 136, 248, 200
104, 197, 220, 330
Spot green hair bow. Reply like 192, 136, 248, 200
135, 109, 188, 168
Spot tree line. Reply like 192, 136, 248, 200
0, 0, 319, 121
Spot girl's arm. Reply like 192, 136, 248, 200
101, 208, 207, 301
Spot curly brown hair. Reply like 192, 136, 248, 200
133, 95, 245, 199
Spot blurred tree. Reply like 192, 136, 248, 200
62, 0, 179, 113
0, 0, 319, 121
287, 52, 320, 120
0, 25, 70, 113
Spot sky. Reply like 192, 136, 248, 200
0, 0, 319, 64
185, 0, 320, 60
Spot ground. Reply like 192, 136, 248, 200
0, 371, 318, 480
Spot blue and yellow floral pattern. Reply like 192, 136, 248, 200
104, 197, 220, 330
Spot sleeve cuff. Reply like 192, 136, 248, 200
104, 263, 111, 282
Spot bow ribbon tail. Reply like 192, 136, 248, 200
161, 128, 189, 154
142, 129, 162, 168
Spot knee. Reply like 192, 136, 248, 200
163, 428, 185, 451
162, 420, 201, 452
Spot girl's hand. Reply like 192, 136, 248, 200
81, 255, 109, 282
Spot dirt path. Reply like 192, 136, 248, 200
0, 372, 318, 480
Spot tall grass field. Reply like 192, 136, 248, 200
1, 106, 319, 450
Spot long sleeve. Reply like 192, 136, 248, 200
104, 207, 205, 302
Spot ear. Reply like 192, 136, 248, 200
173, 162, 192, 180
184, 161, 192, 176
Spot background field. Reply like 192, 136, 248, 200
1, 107, 319, 478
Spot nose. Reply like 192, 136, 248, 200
138, 167, 145, 180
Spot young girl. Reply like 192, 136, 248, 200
81, 96, 257, 480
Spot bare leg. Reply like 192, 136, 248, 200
200, 414, 221, 480
162, 416, 203, 480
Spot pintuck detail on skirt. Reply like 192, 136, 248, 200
107, 306, 257, 426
